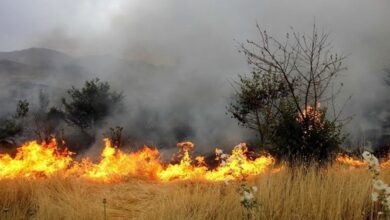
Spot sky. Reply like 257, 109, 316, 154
0, 0, 390, 148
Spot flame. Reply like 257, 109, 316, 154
380, 160, 390, 168
79, 139, 163, 182
0, 139, 72, 178
0, 139, 276, 182
157, 141, 208, 181
156, 142, 275, 181
5, 138, 390, 182
336, 154, 390, 169
336, 154, 368, 167
204, 143, 274, 181
297, 103, 322, 128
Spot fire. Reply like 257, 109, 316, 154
0, 139, 72, 178
380, 160, 390, 169
156, 142, 275, 181
204, 143, 275, 181
336, 154, 368, 167
5, 138, 390, 182
0, 139, 276, 182
336, 154, 390, 169
298, 103, 322, 126
79, 139, 163, 182
157, 142, 208, 181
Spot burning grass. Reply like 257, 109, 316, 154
0, 139, 275, 182
1, 140, 390, 219
0, 166, 385, 220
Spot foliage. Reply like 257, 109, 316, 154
362, 151, 390, 217
379, 68, 390, 146
62, 78, 123, 130
228, 70, 289, 146
33, 106, 65, 143
238, 183, 259, 220
0, 100, 29, 142
229, 24, 347, 166
31, 90, 65, 142
271, 101, 344, 166
0, 119, 23, 141
14, 100, 29, 119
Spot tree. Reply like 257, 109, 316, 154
228, 70, 289, 147
105, 126, 124, 148
271, 100, 344, 166
62, 78, 123, 130
0, 119, 22, 143
378, 68, 390, 149
32, 90, 65, 142
229, 24, 348, 166
0, 100, 29, 144
15, 100, 29, 119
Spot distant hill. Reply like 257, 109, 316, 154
0, 47, 171, 80
0, 48, 86, 115
0, 59, 29, 75
0, 47, 173, 116
0, 48, 72, 67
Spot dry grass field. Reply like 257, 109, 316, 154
0, 165, 385, 220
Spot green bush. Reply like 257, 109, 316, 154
270, 101, 344, 166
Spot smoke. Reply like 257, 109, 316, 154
0, 0, 390, 150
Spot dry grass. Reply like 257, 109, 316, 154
0, 166, 386, 220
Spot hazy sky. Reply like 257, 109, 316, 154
1, 1, 389, 56
1, 0, 390, 147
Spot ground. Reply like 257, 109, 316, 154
0, 165, 384, 220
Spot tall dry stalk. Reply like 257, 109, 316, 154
0, 165, 381, 220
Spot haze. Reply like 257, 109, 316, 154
0, 0, 389, 151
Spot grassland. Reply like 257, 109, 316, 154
0, 166, 385, 220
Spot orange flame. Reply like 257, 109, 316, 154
335, 154, 368, 167
336, 154, 390, 169
0, 139, 276, 182
297, 103, 322, 128
380, 160, 390, 169
205, 143, 274, 181
79, 139, 163, 182
0, 139, 72, 178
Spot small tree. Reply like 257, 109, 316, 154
32, 90, 62, 142
14, 100, 29, 119
228, 70, 289, 147
375, 68, 390, 153
105, 126, 124, 148
62, 78, 123, 130
229, 24, 348, 166
380, 69, 390, 145
0, 100, 29, 144
271, 101, 344, 166
0, 119, 22, 143
28, 90, 68, 144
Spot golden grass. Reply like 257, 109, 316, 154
0, 166, 385, 220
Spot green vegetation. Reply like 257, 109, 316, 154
62, 78, 123, 130
229, 24, 347, 166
